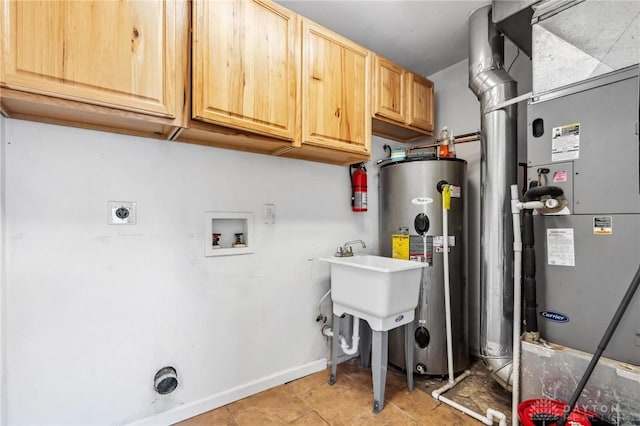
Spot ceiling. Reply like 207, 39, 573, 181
276, 0, 490, 77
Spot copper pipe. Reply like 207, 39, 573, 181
412, 131, 481, 149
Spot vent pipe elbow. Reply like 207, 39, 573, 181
468, 6, 516, 101
484, 357, 513, 392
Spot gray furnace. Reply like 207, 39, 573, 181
527, 65, 640, 365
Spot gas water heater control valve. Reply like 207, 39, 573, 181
414, 213, 430, 236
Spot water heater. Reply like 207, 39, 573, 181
379, 155, 469, 375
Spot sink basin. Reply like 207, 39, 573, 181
320, 255, 428, 331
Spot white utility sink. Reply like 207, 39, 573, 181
320, 255, 428, 331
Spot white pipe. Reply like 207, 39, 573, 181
423, 235, 428, 263
432, 371, 507, 426
442, 203, 455, 384
317, 289, 332, 323
431, 184, 508, 426
519, 200, 545, 210
339, 316, 360, 355
510, 185, 523, 426
488, 409, 508, 426
317, 289, 331, 312
321, 325, 333, 337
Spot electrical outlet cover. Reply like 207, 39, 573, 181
264, 204, 276, 224
108, 201, 136, 225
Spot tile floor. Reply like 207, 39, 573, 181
176, 358, 511, 425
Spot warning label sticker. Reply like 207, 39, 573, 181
392, 234, 409, 260
593, 216, 613, 235
546, 228, 575, 266
433, 236, 456, 253
450, 185, 461, 198
553, 170, 568, 183
551, 123, 580, 162
409, 235, 433, 265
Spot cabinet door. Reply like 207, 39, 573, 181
301, 19, 371, 154
372, 55, 406, 123
405, 73, 434, 132
192, 0, 299, 141
1, 0, 179, 118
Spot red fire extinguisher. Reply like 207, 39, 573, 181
350, 163, 367, 212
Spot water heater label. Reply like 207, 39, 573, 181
593, 216, 613, 235
392, 234, 410, 260
551, 123, 580, 162
409, 235, 433, 265
450, 185, 461, 198
433, 236, 455, 253
546, 228, 575, 266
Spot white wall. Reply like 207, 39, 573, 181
425, 39, 532, 354
2, 118, 398, 425
1, 116, 7, 424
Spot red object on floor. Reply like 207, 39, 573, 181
518, 399, 598, 426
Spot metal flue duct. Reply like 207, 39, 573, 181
468, 5, 518, 391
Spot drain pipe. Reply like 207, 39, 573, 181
339, 317, 360, 355
321, 315, 360, 356
317, 286, 360, 355
510, 185, 525, 426
469, 4, 518, 391
431, 183, 507, 426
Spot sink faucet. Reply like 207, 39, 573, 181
335, 240, 366, 257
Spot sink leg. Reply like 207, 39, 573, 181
329, 314, 340, 385
371, 330, 388, 413
405, 320, 414, 391
359, 320, 372, 368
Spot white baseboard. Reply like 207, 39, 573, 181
127, 358, 327, 426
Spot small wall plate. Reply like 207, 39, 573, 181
108, 201, 137, 225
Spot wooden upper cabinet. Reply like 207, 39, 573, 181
406, 72, 434, 132
191, 0, 299, 141
372, 56, 406, 124
1, 0, 180, 119
372, 54, 434, 142
297, 19, 371, 158
184, 3, 370, 165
